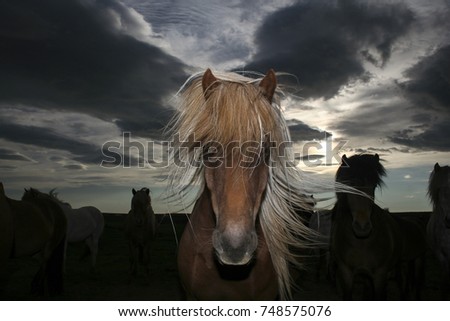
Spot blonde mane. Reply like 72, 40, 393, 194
166, 70, 339, 299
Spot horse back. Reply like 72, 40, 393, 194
66, 206, 104, 241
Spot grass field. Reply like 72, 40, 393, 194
0, 212, 448, 301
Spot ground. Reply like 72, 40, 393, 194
0, 213, 448, 300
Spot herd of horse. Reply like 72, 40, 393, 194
0, 183, 157, 297
168, 69, 450, 300
1, 69, 449, 300
0, 185, 106, 296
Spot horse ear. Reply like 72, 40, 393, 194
132, 188, 137, 195
374, 153, 379, 161
202, 68, 219, 100
435, 163, 440, 172
259, 69, 277, 103
145, 188, 150, 195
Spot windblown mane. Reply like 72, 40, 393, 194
166, 70, 352, 299
336, 154, 386, 192
428, 165, 450, 207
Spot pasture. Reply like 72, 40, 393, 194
0, 212, 448, 301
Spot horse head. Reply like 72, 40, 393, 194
202, 69, 276, 266
337, 154, 385, 238
22, 187, 45, 201
130, 188, 151, 226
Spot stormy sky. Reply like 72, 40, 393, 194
1, 0, 449, 213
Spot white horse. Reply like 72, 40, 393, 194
427, 163, 450, 297
49, 191, 104, 272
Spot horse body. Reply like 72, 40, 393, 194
13, 188, 67, 296
61, 203, 104, 270
427, 163, 450, 296
169, 69, 325, 300
331, 200, 400, 299
125, 188, 156, 279
42, 192, 104, 271
330, 154, 401, 299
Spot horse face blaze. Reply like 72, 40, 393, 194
205, 155, 268, 265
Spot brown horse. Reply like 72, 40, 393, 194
2, 186, 67, 296
167, 69, 326, 300
125, 188, 156, 280
330, 154, 401, 300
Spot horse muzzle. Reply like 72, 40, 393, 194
352, 220, 372, 238
212, 228, 258, 265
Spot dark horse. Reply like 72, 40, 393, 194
168, 69, 322, 300
1, 185, 67, 296
331, 154, 412, 299
427, 163, 450, 298
330, 154, 426, 299
125, 188, 156, 280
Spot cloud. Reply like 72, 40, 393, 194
287, 119, 329, 141
122, 0, 295, 70
0, 120, 101, 163
389, 119, 450, 151
0, 148, 32, 162
63, 164, 86, 171
388, 45, 450, 151
245, 0, 414, 99
399, 44, 450, 111
0, 0, 188, 138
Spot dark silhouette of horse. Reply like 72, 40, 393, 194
1, 186, 67, 296
330, 154, 425, 299
125, 188, 156, 281
427, 163, 450, 298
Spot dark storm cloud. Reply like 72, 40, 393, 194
389, 45, 450, 151
399, 45, 450, 111
389, 119, 450, 152
0, 120, 100, 163
0, 0, 187, 138
246, 0, 414, 99
287, 119, 329, 141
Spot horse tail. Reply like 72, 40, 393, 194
46, 234, 66, 296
